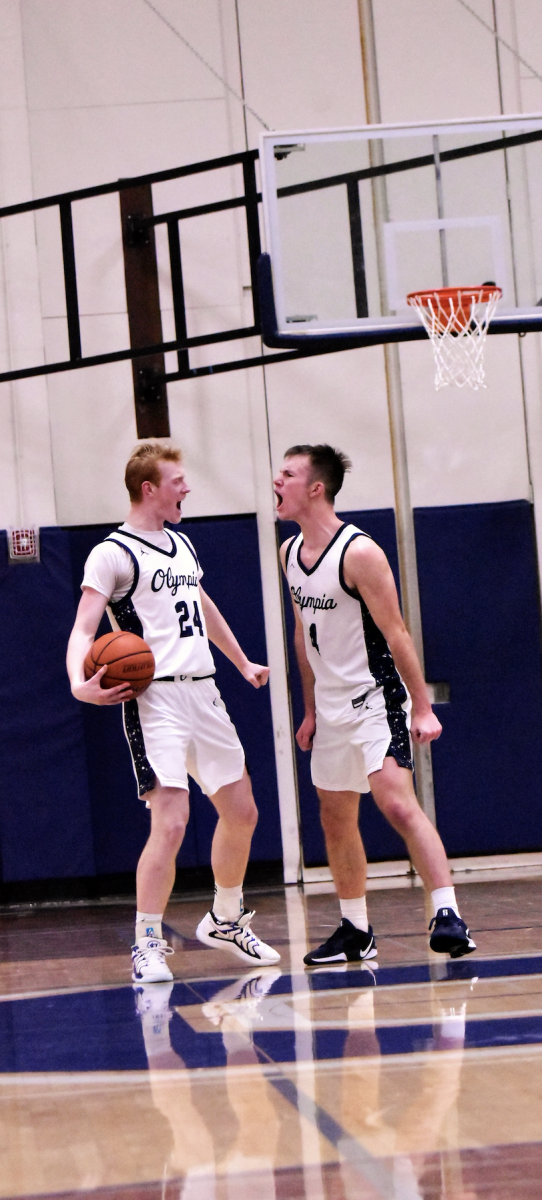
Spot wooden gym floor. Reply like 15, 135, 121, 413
1, 875, 542, 1198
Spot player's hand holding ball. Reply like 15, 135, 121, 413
74, 631, 155, 706
73, 665, 134, 706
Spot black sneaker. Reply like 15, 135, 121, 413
303, 919, 377, 966
429, 908, 476, 958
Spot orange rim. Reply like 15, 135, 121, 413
407, 285, 502, 307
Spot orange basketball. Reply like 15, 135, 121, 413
84, 631, 155, 696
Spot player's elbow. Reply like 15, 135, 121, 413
384, 622, 409, 656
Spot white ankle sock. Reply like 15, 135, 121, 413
213, 884, 243, 923
340, 896, 368, 932
431, 887, 459, 918
136, 911, 163, 942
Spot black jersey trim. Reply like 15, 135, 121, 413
116, 529, 178, 558
123, 699, 156, 797
283, 534, 298, 572
109, 593, 144, 639
105, 538, 140, 601
296, 523, 345, 577
338, 530, 371, 598
359, 596, 411, 774
174, 530, 200, 570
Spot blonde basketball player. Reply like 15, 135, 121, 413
275, 444, 475, 964
67, 442, 280, 982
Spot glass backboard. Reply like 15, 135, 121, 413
259, 114, 542, 341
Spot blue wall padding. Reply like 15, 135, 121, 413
415, 499, 542, 855
65, 515, 282, 875
0, 515, 281, 884
280, 502, 542, 864
0, 529, 96, 881
1, 500, 541, 884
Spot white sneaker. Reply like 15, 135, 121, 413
131, 936, 174, 983
196, 909, 281, 966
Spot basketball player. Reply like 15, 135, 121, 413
67, 442, 280, 983
275, 444, 475, 964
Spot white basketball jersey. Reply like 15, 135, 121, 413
286, 523, 406, 723
104, 528, 215, 679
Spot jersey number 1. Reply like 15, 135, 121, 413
175, 599, 204, 638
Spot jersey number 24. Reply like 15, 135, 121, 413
175, 599, 204, 638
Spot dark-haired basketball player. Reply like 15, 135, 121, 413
275, 444, 475, 964
67, 442, 280, 982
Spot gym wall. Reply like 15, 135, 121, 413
1, 1, 542, 887
0, 516, 282, 893
1, 494, 542, 893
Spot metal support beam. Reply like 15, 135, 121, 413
59, 202, 82, 361
433, 136, 450, 288
346, 178, 369, 318
119, 183, 170, 438
243, 156, 263, 327
167, 219, 190, 377
358, 0, 436, 824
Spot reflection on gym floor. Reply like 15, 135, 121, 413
2, 877, 542, 1198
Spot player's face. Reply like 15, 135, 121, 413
153, 460, 190, 522
273, 456, 313, 520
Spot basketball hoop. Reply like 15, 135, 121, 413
407, 285, 502, 391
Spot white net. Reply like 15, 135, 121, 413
407, 287, 501, 391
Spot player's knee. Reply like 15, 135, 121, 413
237, 796, 258, 832
153, 808, 187, 849
165, 816, 187, 849
218, 776, 258, 831
379, 794, 418, 836
218, 795, 258, 833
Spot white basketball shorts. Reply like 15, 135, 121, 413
310, 683, 412, 794
123, 677, 245, 798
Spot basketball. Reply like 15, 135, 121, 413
84, 631, 155, 696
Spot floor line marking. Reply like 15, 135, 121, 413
1, 1042, 542, 1089
2, 951, 542, 1006
268, 1071, 395, 1199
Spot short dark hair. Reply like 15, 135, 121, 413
284, 443, 351, 502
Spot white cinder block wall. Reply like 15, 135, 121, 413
0, 0, 541, 527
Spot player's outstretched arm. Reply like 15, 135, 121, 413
279, 539, 316, 750
343, 539, 441, 745
67, 587, 135, 706
199, 586, 269, 689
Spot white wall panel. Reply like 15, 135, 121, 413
20, 0, 225, 110
373, 0, 502, 122
43, 314, 135, 525
264, 346, 396, 511
27, 101, 233, 197
0, 0, 56, 527
167, 372, 256, 517
0, 0, 537, 528
237, 0, 366, 143
494, 0, 542, 115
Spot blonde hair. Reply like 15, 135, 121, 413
125, 441, 182, 503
